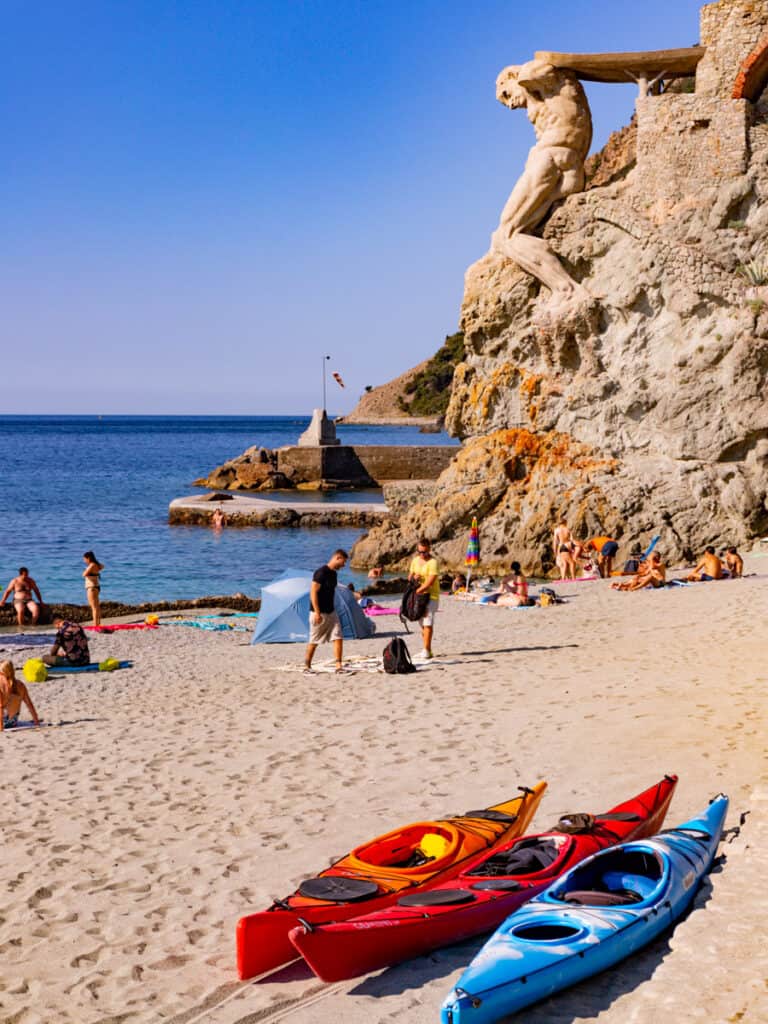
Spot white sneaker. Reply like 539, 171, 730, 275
417, 649, 434, 660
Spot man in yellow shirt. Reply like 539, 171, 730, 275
408, 538, 440, 659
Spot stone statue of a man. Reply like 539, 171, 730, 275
491, 60, 593, 304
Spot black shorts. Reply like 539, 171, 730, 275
601, 541, 619, 557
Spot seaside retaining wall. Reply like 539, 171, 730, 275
278, 445, 457, 484
198, 444, 458, 490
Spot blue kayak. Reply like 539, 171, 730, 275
441, 794, 728, 1024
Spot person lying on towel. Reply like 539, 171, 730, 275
611, 552, 666, 591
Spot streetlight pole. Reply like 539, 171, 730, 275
322, 354, 330, 412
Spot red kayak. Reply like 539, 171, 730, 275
289, 775, 677, 982
235, 782, 546, 980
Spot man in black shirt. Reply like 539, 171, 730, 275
304, 549, 348, 672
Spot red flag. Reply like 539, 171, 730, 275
332, 371, 345, 388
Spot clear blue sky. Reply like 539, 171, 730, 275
1, 0, 704, 414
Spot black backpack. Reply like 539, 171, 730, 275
400, 580, 430, 624
382, 637, 417, 674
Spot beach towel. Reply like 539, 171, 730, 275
161, 620, 250, 632
276, 654, 462, 675
194, 612, 260, 619
84, 623, 157, 632
363, 605, 399, 616
0, 633, 57, 651
50, 660, 133, 674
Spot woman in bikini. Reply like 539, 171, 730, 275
552, 520, 577, 580
1, 567, 42, 627
497, 562, 531, 607
0, 661, 41, 731
82, 551, 104, 628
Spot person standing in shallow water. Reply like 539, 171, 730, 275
82, 551, 104, 628
1, 567, 43, 627
304, 549, 348, 673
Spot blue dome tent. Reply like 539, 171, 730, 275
251, 570, 376, 644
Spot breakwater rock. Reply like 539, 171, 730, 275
0, 594, 261, 627
353, 1, 768, 574
169, 493, 388, 529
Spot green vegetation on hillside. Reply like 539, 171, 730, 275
397, 331, 465, 417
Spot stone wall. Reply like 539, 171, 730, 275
635, 94, 750, 204
632, 1, 768, 207
320, 445, 455, 484
196, 444, 457, 490
698, 0, 768, 97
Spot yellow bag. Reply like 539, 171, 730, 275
418, 832, 451, 861
539, 593, 553, 607
145, 614, 159, 626
23, 658, 48, 683
98, 657, 121, 672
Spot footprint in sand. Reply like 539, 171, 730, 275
148, 954, 190, 971
70, 947, 103, 968
28, 886, 53, 908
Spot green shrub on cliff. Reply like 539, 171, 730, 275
397, 331, 465, 416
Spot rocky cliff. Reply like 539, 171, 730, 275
338, 360, 436, 425
352, 1, 768, 575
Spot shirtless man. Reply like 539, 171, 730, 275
491, 60, 592, 303
0, 660, 41, 730
611, 552, 666, 591
1, 567, 43, 627
687, 546, 723, 582
552, 519, 576, 579
724, 546, 744, 578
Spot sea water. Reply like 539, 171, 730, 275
0, 416, 458, 605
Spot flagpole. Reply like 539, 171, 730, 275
322, 355, 330, 412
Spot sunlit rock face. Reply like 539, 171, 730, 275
353, 1, 768, 574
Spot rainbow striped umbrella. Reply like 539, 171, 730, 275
464, 516, 479, 590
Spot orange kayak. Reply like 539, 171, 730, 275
236, 781, 546, 979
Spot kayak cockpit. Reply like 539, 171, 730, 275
467, 835, 569, 879
350, 824, 458, 872
550, 848, 664, 906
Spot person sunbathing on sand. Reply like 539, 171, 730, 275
0, 661, 41, 731
724, 546, 744, 578
451, 573, 467, 593
497, 562, 531, 606
687, 546, 723, 582
611, 552, 665, 591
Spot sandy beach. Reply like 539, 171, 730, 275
1, 560, 766, 1024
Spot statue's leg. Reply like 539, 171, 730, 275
498, 233, 588, 300
491, 145, 589, 302
496, 148, 559, 235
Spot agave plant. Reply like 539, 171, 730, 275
736, 256, 768, 286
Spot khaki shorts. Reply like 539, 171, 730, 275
420, 599, 439, 628
309, 611, 343, 644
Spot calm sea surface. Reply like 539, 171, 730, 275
0, 416, 458, 604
